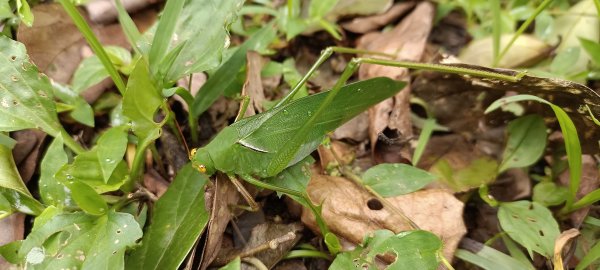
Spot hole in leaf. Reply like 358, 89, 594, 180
367, 198, 383, 210
529, 204, 534, 210
116, 229, 122, 234
511, 214, 519, 219
539, 230, 544, 237
10, 55, 16, 61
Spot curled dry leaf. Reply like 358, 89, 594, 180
357, 1, 434, 155
459, 34, 551, 68
553, 228, 580, 270
301, 174, 466, 261
341, 2, 415, 34
241, 51, 267, 116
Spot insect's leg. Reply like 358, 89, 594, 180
239, 173, 304, 198
274, 47, 395, 108
227, 173, 259, 212
234, 95, 250, 122
358, 57, 526, 82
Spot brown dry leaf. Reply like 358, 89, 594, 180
12, 130, 47, 183
84, 0, 155, 23
302, 174, 466, 261
0, 214, 25, 268
357, 1, 434, 155
553, 228, 580, 270
142, 169, 169, 198
332, 111, 369, 142
341, 2, 416, 33
200, 175, 241, 270
558, 155, 599, 226
317, 140, 356, 170
240, 222, 303, 270
240, 51, 266, 117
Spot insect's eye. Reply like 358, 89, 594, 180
189, 148, 197, 160
198, 164, 207, 173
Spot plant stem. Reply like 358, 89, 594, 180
58, 0, 126, 95
60, 129, 85, 155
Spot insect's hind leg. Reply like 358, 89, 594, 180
227, 173, 260, 212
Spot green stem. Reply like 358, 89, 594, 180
283, 250, 331, 260
58, 0, 126, 95
240, 173, 304, 198
60, 129, 85, 155
493, 0, 553, 67
491, 0, 502, 62
439, 252, 456, 270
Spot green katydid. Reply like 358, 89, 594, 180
190, 47, 524, 222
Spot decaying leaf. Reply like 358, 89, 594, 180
241, 51, 266, 117
301, 174, 466, 260
341, 2, 415, 34
357, 1, 434, 156
459, 34, 551, 68
553, 228, 580, 270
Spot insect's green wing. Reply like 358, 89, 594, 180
238, 77, 406, 174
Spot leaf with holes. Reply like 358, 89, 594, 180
18, 211, 142, 269
125, 164, 210, 270
362, 163, 437, 197
0, 36, 63, 136
39, 136, 71, 207
499, 115, 547, 172
498, 201, 560, 258
52, 82, 95, 127
330, 230, 442, 269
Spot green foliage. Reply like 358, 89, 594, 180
219, 257, 241, 270
497, 201, 560, 258
362, 163, 437, 197
330, 230, 442, 269
455, 243, 535, 270
72, 46, 132, 94
431, 157, 499, 192
18, 211, 142, 269
52, 82, 95, 127
499, 115, 547, 172
39, 136, 70, 207
126, 165, 210, 270
0, 144, 44, 216
533, 182, 568, 207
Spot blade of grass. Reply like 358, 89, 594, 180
147, 0, 185, 74
491, 0, 501, 63
113, 0, 142, 56
494, 0, 553, 66
58, 0, 126, 95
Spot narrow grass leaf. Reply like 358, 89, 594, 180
579, 37, 600, 66
126, 164, 210, 270
498, 201, 560, 258
456, 243, 534, 270
362, 163, 437, 197
147, 0, 185, 73
218, 257, 241, 270
499, 115, 547, 172
576, 239, 600, 270
113, 0, 143, 56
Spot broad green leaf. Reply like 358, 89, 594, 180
52, 82, 94, 127
63, 180, 108, 216
123, 58, 164, 145
579, 37, 600, 67
151, 0, 245, 83
309, 0, 339, 18
0, 144, 43, 215
532, 182, 568, 207
0, 192, 11, 219
0, 240, 22, 264
362, 163, 437, 197
498, 201, 559, 258
265, 156, 314, 197
430, 157, 498, 192
16, 0, 33, 26
330, 230, 441, 270
219, 257, 241, 270
39, 136, 71, 207
95, 127, 128, 181
18, 211, 142, 269
499, 115, 547, 172
126, 165, 210, 270
576, 239, 600, 270
191, 23, 277, 116
486, 94, 582, 210
72, 46, 132, 93
0, 36, 62, 136
0, 0, 13, 21
455, 242, 534, 270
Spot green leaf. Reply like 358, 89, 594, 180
532, 182, 568, 207
0, 240, 22, 264
362, 163, 437, 197
0, 36, 62, 136
126, 164, 210, 270
191, 23, 277, 116
0, 144, 43, 215
550, 47, 580, 75
412, 117, 436, 166
265, 156, 314, 197
39, 136, 71, 207
309, 0, 339, 18
123, 58, 164, 145
330, 230, 441, 269
430, 157, 499, 192
114, 0, 143, 56
499, 115, 547, 172
0, 133, 16, 149
16, 0, 33, 26
18, 211, 142, 269
151, 0, 245, 83
95, 127, 129, 181
579, 37, 600, 67
147, 0, 185, 75
64, 180, 108, 216
576, 239, 600, 270
498, 201, 560, 258
455, 242, 534, 270
486, 94, 582, 211
72, 46, 132, 93
218, 257, 241, 270
0, 0, 13, 22
52, 82, 95, 127
0, 192, 12, 219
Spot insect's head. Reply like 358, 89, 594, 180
190, 148, 216, 175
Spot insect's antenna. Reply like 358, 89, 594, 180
172, 115, 191, 157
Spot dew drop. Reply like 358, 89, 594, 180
114, 239, 120, 244
307, 111, 312, 116
66, 174, 73, 180
283, 109, 288, 114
